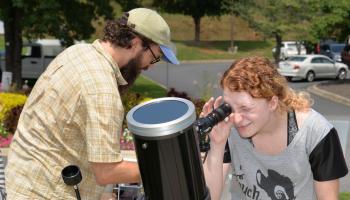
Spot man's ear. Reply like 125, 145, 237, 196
130, 37, 143, 51
269, 96, 279, 111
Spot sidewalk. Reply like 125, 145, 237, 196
307, 79, 350, 107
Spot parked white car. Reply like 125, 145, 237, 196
0, 39, 64, 79
278, 55, 348, 82
272, 41, 307, 60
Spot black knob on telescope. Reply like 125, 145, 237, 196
61, 165, 82, 200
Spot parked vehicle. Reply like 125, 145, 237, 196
0, 39, 64, 79
341, 44, 350, 69
277, 55, 348, 82
272, 41, 306, 60
319, 43, 345, 62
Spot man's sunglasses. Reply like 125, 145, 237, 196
146, 45, 161, 65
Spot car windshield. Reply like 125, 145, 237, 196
287, 56, 306, 62
286, 43, 297, 48
330, 44, 345, 53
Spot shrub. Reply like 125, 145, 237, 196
121, 91, 154, 114
0, 123, 12, 147
167, 88, 191, 100
0, 93, 27, 122
120, 91, 154, 150
166, 88, 206, 117
3, 105, 24, 134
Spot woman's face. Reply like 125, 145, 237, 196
223, 89, 276, 138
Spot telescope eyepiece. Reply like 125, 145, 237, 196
195, 103, 232, 135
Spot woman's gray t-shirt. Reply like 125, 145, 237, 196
227, 109, 348, 200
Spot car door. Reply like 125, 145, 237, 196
310, 57, 324, 77
21, 45, 43, 78
320, 57, 337, 77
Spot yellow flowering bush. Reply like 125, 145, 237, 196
0, 93, 27, 122
120, 91, 153, 150
0, 92, 27, 147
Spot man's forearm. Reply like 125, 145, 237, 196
91, 161, 140, 185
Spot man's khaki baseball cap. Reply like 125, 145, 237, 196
127, 8, 180, 65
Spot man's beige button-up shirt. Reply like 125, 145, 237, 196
6, 40, 127, 199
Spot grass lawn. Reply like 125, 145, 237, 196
129, 75, 167, 98
0, 35, 4, 51
340, 192, 350, 200
175, 40, 274, 61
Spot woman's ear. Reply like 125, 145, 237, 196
269, 96, 279, 111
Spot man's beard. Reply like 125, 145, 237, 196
118, 56, 142, 94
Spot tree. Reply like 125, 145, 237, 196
221, 0, 250, 52
308, 0, 350, 43
0, 0, 114, 88
231, 0, 314, 63
153, 0, 227, 42
116, 0, 141, 12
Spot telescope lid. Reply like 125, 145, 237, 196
126, 97, 196, 138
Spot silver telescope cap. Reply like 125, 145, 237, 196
126, 97, 196, 138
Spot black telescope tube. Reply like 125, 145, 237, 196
127, 97, 211, 200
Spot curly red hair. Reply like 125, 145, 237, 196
220, 56, 312, 112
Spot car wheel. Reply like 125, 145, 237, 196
337, 69, 347, 80
286, 76, 293, 82
306, 71, 315, 82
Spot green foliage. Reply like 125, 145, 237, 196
175, 40, 274, 60
340, 192, 350, 200
153, 0, 228, 41
0, 92, 27, 122
0, 1, 114, 44
3, 105, 23, 134
120, 89, 154, 136
0, 123, 9, 138
0, 0, 118, 88
237, 0, 313, 39
309, 0, 350, 41
115, 0, 141, 12
229, 0, 316, 62
20, 1, 114, 45
129, 75, 167, 98
0, 35, 4, 50
121, 92, 145, 115
154, 0, 227, 18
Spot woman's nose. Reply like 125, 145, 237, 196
233, 113, 243, 124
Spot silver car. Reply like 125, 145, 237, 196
277, 55, 348, 82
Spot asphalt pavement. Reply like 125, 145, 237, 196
307, 79, 350, 107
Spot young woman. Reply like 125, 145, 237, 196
202, 56, 348, 200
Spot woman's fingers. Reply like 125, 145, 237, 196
201, 97, 215, 116
213, 96, 223, 109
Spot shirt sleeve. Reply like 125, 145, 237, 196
309, 128, 348, 181
84, 92, 124, 163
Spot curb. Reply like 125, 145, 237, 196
307, 84, 350, 107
